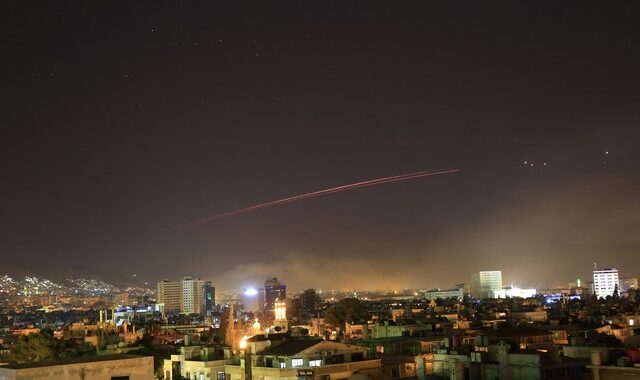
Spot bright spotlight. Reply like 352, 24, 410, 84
244, 288, 258, 296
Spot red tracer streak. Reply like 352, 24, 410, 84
164, 168, 460, 231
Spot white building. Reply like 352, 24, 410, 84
225, 339, 381, 380
593, 268, 619, 298
471, 271, 503, 298
493, 286, 537, 299
424, 288, 464, 301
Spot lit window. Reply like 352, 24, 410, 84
280, 362, 286, 368
309, 359, 322, 367
292, 358, 304, 367
217, 371, 226, 380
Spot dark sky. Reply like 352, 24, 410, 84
2, 2, 639, 290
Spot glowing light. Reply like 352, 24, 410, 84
164, 168, 461, 230
274, 300, 287, 320
244, 288, 258, 296
239, 336, 250, 349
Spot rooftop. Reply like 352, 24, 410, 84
479, 327, 552, 338
0, 354, 151, 370
247, 332, 289, 342
262, 339, 323, 355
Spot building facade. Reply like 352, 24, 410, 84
424, 288, 464, 301
0, 354, 153, 380
158, 279, 182, 315
158, 277, 207, 315
593, 268, 619, 299
225, 339, 381, 380
471, 271, 503, 299
264, 277, 286, 311
205, 281, 216, 315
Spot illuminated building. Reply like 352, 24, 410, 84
157, 279, 181, 314
0, 354, 154, 379
493, 286, 537, 299
163, 345, 233, 380
471, 271, 503, 299
593, 268, 619, 298
223, 339, 381, 380
157, 277, 207, 315
273, 299, 288, 332
424, 288, 464, 301
264, 277, 286, 311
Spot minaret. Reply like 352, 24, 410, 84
273, 299, 288, 332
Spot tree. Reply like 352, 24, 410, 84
10, 329, 92, 363
324, 298, 368, 330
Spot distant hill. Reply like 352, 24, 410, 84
0, 262, 150, 288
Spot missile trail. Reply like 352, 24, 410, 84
164, 168, 460, 231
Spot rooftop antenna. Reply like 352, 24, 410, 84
594, 262, 597, 270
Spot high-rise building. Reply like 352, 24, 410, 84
593, 268, 619, 298
300, 289, 319, 312
157, 277, 206, 315
264, 277, 286, 311
471, 271, 503, 299
157, 279, 182, 314
204, 281, 216, 315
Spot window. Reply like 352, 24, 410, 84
309, 359, 322, 367
280, 361, 286, 368
217, 371, 226, 380
111, 377, 129, 380
200, 373, 205, 380
292, 358, 304, 367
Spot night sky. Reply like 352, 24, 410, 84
2, 2, 640, 290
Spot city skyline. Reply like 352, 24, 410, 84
2, 2, 640, 290
1, 264, 636, 294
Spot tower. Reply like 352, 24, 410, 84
272, 299, 288, 332
264, 277, 286, 311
